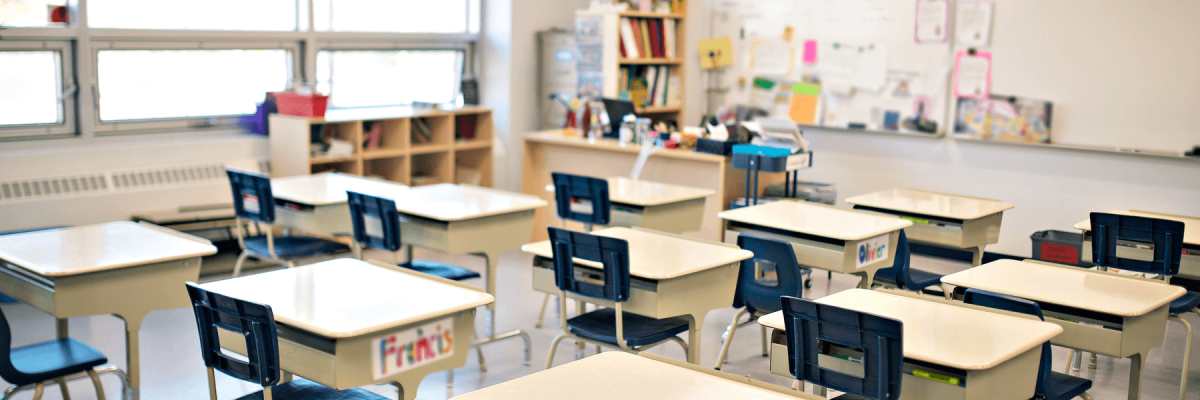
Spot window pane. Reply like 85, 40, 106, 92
88, 0, 296, 31
317, 50, 462, 108
0, 51, 63, 127
313, 0, 471, 33
97, 49, 290, 121
0, 0, 65, 27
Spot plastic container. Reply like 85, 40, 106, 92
274, 92, 330, 117
694, 138, 738, 156
1030, 230, 1086, 266
731, 145, 793, 172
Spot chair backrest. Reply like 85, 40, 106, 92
547, 226, 631, 303
782, 296, 903, 400
347, 191, 403, 252
226, 169, 275, 224
962, 289, 1051, 397
186, 282, 281, 388
733, 234, 804, 315
551, 173, 611, 226
1089, 212, 1185, 276
0, 306, 23, 384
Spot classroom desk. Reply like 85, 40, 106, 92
451, 352, 822, 400
846, 189, 1013, 266
759, 289, 1060, 400
0, 221, 217, 400
1074, 210, 1200, 279
942, 259, 1186, 400
270, 172, 411, 236
522, 227, 754, 364
393, 183, 547, 362
199, 258, 492, 400
604, 177, 715, 234
718, 201, 912, 289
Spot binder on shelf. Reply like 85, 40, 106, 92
639, 19, 652, 59
413, 118, 433, 143
663, 19, 677, 59
648, 19, 663, 58
644, 66, 659, 107
619, 17, 640, 59
630, 18, 646, 58
654, 66, 670, 106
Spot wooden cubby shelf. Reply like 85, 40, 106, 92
269, 107, 494, 188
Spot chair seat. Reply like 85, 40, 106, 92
234, 378, 388, 400
872, 266, 899, 287
400, 259, 481, 281
1043, 371, 1093, 400
904, 268, 944, 290
1170, 293, 1200, 314
8, 338, 107, 386
244, 236, 349, 259
832, 393, 874, 400
567, 308, 689, 347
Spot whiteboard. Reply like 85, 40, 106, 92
710, 0, 953, 134
711, 0, 1200, 153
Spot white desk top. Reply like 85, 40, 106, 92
1074, 210, 1199, 247
521, 227, 753, 280
941, 259, 1186, 317
606, 177, 715, 207
758, 289, 1061, 371
845, 189, 1014, 221
394, 184, 548, 221
0, 221, 217, 277
271, 172, 410, 206
718, 201, 912, 241
451, 352, 819, 400
199, 258, 493, 339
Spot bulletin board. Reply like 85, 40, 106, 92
710, 0, 954, 135
711, 0, 1200, 153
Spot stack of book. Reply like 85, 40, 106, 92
618, 17, 676, 60
619, 65, 681, 108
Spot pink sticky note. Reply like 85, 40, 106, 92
802, 40, 818, 64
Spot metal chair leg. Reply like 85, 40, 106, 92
1063, 349, 1075, 374
1073, 349, 1083, 372
86, 369, 106, 400
1169, 314, 1192, 400
940, 283, 954, 300
545, 334, 569, 370
57, 377, 71, 400
231, 250, 252, 278
446, 369, 454, 389
713, 308, 748, 370
666, 336, 689, 360
1088, 352, 1097, 369
1079, 392, 1094, 400
761, 324, 769, 356
535, 293, 553, 328
31, 383, 43, 400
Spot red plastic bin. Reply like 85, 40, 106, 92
273, 92, 329, 117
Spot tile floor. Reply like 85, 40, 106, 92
3, 249, 1199, 399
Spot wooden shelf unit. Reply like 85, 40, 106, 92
577, 9, 686, 127
269, 106, 494, 187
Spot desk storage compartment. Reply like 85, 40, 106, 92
1031, 230, 1086, 266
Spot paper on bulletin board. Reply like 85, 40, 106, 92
819, 42, 888, 93
914, 0, 948, 43
955, 0, 993, 47
750, 41, 793, 76
699, 37, 734, 69
954, 51, 991, 99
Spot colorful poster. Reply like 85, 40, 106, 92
953, 51, 991, 99
372, 318, 455, 380
954, 94, 1053, 143
914, 0, 949, 43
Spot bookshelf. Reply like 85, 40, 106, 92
269, 106, 494, 187
577, 8, 686, 126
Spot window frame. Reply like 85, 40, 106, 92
90, 40, 301, 134
0, 0, 480, 142
0, 41, 77, 139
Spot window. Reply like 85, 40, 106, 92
0, 51, 63, 126
316, 50, 463, 108
313, 0, 479, 33
96, 48, 292, 122
0, 0, 66, 28
88, 0, 298, 31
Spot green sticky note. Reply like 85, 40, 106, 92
899, 216, 930, 225
913, 369, 960, 386
754, 78, 777, 90
792, 83, 820, 96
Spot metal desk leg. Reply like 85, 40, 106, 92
470, 251, 533, 366
686, 314, 705, 365
1128, 352, 1145, 400
971, 247, 985, 266
57, 318, 68, 338
856, 270, 876, 289
118, 315, 145, 400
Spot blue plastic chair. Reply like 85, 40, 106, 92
347, 191, 480, 281
226, 169, 349, 277
0, 306, 122, 400
538, 173, 613, 328
962, 289, 1093, 400
185, 283, 386, 400
714, 234, 805, 370
1089, 212, 1194, 400
870, 230, 953, 299
781, 295, 903, 400
543, 227, 691, 369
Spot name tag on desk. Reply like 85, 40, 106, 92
785, 153, 811, 171
856, 234, 889, 269
371, 317, 454, 380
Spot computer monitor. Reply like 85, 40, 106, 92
601, 98, 636, 139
